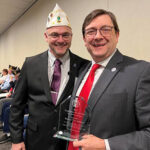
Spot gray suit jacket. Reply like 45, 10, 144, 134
71, 50, 150, 150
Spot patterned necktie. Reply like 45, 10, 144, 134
68, 64, 100, 150
51, 59, 62, 105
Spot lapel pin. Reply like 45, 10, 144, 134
111, 67, 116, 72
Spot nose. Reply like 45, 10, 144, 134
57, 35, 64, 42
94, 30, 103, 39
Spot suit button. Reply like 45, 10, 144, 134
54, 109, 57, 113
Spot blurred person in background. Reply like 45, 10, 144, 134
0, 69, 8, 85
0, 65, 16, 93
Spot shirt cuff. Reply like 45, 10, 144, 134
104, 139, 111, 150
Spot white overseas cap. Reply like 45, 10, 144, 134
46, 4, 71, 28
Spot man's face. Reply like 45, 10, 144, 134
2, 71, 7, 76
8, 69, 12, 74
83, 14, 119, 62
45, 26, 72, 58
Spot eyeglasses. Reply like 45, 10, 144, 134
85, 26, 114, 38
48, 32, 72, 40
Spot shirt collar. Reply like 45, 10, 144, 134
48, 49, 70, 67
92, 48, 117, 67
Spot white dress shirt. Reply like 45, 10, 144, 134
0, 75, 7, 82
0, 74, 15, 90
48, 50, 70, 105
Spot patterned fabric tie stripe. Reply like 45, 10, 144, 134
51, 59, 62, 105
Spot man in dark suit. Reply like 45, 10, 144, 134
9, 4, 89, 150
69, 9, 150, 150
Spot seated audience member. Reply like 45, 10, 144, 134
0, 68, 20, 131
0, 67, 20, 98
6, 67, 20, 97
0, 101, 11, 143
0, 102, 28, 143
0, 68, 22, 143
0, 69, 8, 85
0, 65, 16, 93
0, 99, 12, 127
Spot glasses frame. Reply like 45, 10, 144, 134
47, 32, 72, 40
85, 25, 114, 38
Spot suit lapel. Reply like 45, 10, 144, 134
71, 63, 92, 98
57, 52, 80, 105
88, 50, 124, 111
40, 51, 52, 102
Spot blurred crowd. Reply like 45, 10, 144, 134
0, 65, 21, 143
0, 65, 20, 94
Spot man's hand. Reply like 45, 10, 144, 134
12, 142, 26, 150
73, 134, 106, 150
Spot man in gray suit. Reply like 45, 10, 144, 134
68, 9, 150, 150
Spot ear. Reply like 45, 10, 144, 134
116, 32, 119, 43
44, 32, 48, 42
83, 36, 87, 47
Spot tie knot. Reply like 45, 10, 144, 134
91, 64, 100, 73
55, 59, 62, 66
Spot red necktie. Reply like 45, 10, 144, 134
68, 64, 100, 150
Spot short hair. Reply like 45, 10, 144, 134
9, 65, 17, 71
2, 69, 8, 74
82, 9, 120, 37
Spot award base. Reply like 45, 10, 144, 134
53, 96, 91, 142
53, 131, 77, 141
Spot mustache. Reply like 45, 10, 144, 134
90, 38, 109, 45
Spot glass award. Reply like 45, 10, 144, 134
53, 96, 91, 141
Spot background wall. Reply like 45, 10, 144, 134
0, 0, 150, 70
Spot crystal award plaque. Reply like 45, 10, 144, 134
53, 96, 91, 141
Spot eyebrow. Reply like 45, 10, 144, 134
85, 27, 97, 31
49, 32, 71, 35
86, 25, 113, 30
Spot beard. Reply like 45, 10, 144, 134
49, 43, 69, 58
